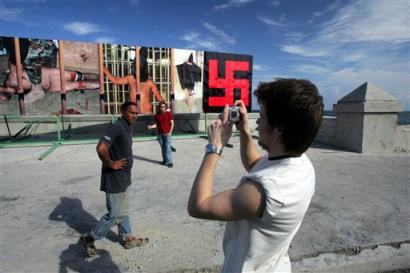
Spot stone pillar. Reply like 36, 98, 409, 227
333, 82, 402, 153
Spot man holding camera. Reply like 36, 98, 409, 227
188, 79, 323, 272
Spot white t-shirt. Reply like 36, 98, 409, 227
222, 154, 315, 273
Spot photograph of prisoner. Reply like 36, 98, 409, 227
0, 36, 101, 115
173, 49, 204, 113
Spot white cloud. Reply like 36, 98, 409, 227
280, 45, 329, 57
257, 15, 287, 28
281, 0, 409, 58
283, 32, 305, 43
267, 0, 280, 7
63, 22, 101, 35
128, 0, 140, 7
317, 0, 409, 44
309, 0, 341, 23
293, 64, 330, 75
253, 64, 263, 71
197, 40, 217, 50
180, 32, 200, 42
214, 0, 254, 11
0, 5, 24, 21
96, 37, 116, 43
291, 63, 410, 110
202, 22, 236, 45
180, 32, 217, 50
180, 23, 236, 50
277, 0, 410, 108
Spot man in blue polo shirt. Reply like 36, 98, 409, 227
81, 101, 148, 257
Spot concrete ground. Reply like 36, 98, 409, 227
0, 137, 409, 273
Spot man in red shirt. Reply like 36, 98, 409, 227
147, 102, 174, 168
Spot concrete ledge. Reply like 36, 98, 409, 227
158, 242, 410, 273
293, 242, 410, 273
334, 102, 403, 113
316, 116, 336, 146
395, 125, 410, 152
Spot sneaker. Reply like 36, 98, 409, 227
167, 163, 173, 168
122, 236, 149, 249
80, 233, 97, 257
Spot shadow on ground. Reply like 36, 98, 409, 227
58, 242, 121, 273
133, 154, 162, 165
49, 197, 122, 273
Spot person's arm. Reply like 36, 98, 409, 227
0, 86, 16, 101
103, 67, 137, 102
96, 141, 127, 170
235, 100, 262, 171
147, 115, 158, 130
147, 123, 157, 130
187, 105, 265, 221
168, 119, 174, 136
188, 157, 265, 220
147, 80, 165, 103
6, 63, 32, 91
103, 67, 131, 85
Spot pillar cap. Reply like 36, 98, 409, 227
333, 82, 403, 113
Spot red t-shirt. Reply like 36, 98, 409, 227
155, 111, 173, 134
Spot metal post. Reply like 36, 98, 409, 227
56, 115, 61, 142
204, 113, 207, 133
58, 41, 67, 114
4, 115, 12, 139
13, 37, 26, 115
98, 43, 106, 114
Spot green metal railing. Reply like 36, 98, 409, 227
0, 114, 213, 160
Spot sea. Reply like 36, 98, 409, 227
323, 111, 410, 125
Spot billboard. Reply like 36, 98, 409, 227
0, 36, 252, 115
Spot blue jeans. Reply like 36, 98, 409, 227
91, 192, 132, 240
158, 134, 172, 164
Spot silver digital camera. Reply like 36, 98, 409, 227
228, 106, 241, 123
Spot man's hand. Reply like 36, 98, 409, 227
208, 104, 233, 149
234, 100, 250, 134
109, 158, 127, 170
96, 141, 127, 170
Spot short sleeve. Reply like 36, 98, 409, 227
99, 123, 121, 147
245, 173, 285, 217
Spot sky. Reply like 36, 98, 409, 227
1, 0, 409, 110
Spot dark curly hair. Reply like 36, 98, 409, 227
254, 78, 323, 155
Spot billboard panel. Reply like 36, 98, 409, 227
1, 35, 253, 115
173, 49, 204, 113
62, 40, 100, 114
203, 52, 252, 113
0, 36, 102, 115
0, 37, 19, 115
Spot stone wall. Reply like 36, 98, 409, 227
394, 125, 410, 152
316, 116, 337, 146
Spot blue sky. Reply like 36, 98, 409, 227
1, 0, 409, 110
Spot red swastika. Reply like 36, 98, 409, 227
208, 60, 250, 107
